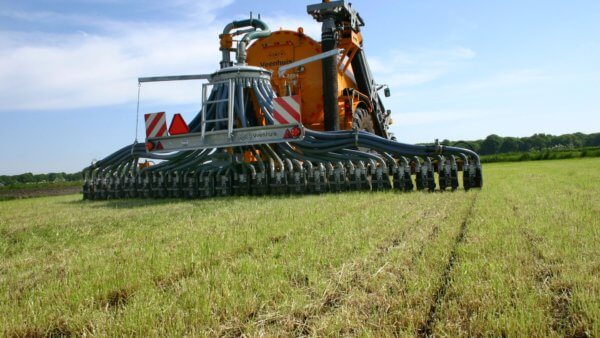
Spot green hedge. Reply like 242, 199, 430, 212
480, 147, 600, 163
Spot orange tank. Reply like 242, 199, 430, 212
246, 29, 358, 131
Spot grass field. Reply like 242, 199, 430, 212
1, 158, 598, 337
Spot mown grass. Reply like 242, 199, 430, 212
0, 158, 598, 336
433, 159, 599, 337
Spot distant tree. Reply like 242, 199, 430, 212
555, 134, 576, 148
499, 137, 520, 153
471, 140, 482, 152
64, 172, 81, 181
16, 173, 34, 183
518, 136, 531, 151
571, 132, 585, 147
529, 133, 550, 150
36, 173, 48, 182
0, 176, 15, 185
585, 133, 600, 147
480, 134, 504, 155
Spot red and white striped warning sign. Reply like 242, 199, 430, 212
144, 112, 167, 138
273, 95, 301, 125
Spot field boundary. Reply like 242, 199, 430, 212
0, 186, 80, 201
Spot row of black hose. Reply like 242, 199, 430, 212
82, 76, 482, 200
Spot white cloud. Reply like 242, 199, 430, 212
393, 109, 485, 126
444, 68, 548, 93
2, 3, 479, 113
0, 25, 222, 111
0, 0, 235, 26
369, 47, 476, 87
0, 0, 320, 112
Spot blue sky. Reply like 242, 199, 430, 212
0, 0, 598, 174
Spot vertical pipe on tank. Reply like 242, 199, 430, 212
321, 15, 339, 131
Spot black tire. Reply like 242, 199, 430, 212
352, 107, 375, 134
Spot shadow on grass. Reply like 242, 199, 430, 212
65, 197, 190, 209
64, 193, 315, 209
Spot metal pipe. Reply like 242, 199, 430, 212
220, 18, 270, 67
320, 15, 339, 131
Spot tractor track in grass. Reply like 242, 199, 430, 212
521, 228, 585, 337
296, 200, 458, 335
507, 197, 587, 337
217, 194, 416, 336
261, 207, 421, 336
295, 209, 431, 335
418, 193, 478, 337
243, 197, 458, 336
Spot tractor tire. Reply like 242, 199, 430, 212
353, 107, 375, 134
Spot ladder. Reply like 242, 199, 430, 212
200, 78, 235, 141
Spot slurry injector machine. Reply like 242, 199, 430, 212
83, 0, 482, 200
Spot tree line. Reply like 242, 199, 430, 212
0, 172, 82, 186
440, 132, 600, 155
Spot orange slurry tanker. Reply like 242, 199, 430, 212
83, 0, 482, 199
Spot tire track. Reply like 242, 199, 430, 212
294, 208, 421, 334
217, 194, 415, 336
254, 199, 451, 335
299, 200, 457, 335
418, 193, 478, 337
508, 196, 587, 337
521, 229, 585, 337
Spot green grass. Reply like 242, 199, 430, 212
0, 158, 598, 336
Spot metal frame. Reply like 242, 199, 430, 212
143, 68, 305, 153
200, 79, 236, 142
201, 79, 235, 139
148, 123, 304, 152
138, 74, 211, 83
